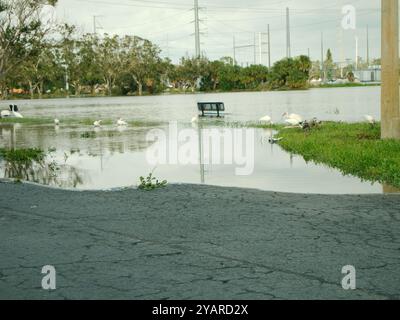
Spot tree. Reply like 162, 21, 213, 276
239, 64, 268, 90
96, 34, 123, 96
79, 34, 103, 95
310, 61, 322, 80
121, 36, 163, 96
0, 0, 58, 99
267, 56, 311, 90
177, 56, 209, 92
19, 43, 58, 98
324, 49, 335, 81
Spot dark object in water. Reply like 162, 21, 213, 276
197, 102, 225, 117
268, 137, 283, 144
301, 120, 311, 130
13, 105, 18, 112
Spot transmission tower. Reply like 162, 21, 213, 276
194, 0, 201, 57
233, 34, 257, 66
258, 28, 271, 67
92, 15, 103, 35
286, 7, 291, 58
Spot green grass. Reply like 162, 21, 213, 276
0, 117, 53, 125
276, 122, 400, 188
316, 83, 380, 89
0, 117, 163, 127
0, 148, 45, 164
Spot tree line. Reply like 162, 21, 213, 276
0, 0, 314, 100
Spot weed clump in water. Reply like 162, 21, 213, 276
0, 148, 45, 164
80, 132, 96, 139
138, 172, 168, 191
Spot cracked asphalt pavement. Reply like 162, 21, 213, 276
0, 181, 400, 300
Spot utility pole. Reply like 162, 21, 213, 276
93, 15, 97, 34
166, 34, 170, 58
92, 15, 103, 35
355, 36, 359, 71
366, 25, 370, 66
253, 33, 257, 64
194, 0, 201, 58
321, 32, 324, 81
381, 0, 400, 139
267, 24, 271, 68
286, 7, 291, 58
259, 33, 262, 64
233, 36, 236, 65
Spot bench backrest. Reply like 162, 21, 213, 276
197, 102, 225, 112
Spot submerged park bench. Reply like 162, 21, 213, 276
197, 102, 225, 118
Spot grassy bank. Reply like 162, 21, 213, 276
316, 83, 380, 89
276, 122, 400, 188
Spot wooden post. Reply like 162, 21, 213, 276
381, 0, 400, 139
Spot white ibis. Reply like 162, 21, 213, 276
0, 110, 11, 118
365, 115, 376, 125
285, 118, 301, 126
282, 112, 303, 122
93, 120, 102, 127
0, 105, 23, 118
54, 119, 60, 126
259, 115, 273, 124
117, 118, 127, 126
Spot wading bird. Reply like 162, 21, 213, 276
191, 115, 199, 123
1, 105, 23, 118
259, 115, 273, 124
285, 118, 302, 127
0, 104, 13, 117
282, 112, 303, 123
365, 115, 376, 125
93, 120, 102, 127
54, 119, 60, 126
117, 118, 127, 126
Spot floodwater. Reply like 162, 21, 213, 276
0, 86, 392, 194
4, 86, 380, 123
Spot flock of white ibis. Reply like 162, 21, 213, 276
53, 118, 128, 128
258, 112, 377, 128
0, 104, 378, 131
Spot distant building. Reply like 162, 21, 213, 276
354, 65, 381, 83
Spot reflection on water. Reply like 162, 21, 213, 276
0, 121, 395, 194
2, 158, 84, 189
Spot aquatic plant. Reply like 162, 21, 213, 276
80, 132, 96, 139
138, 172, 168, 191
0, 117, 164, 128
0, 148, 45, 164
277, 122, 400, 188
0, 117, 53, 125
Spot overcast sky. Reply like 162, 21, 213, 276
53, 0, 381, 65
